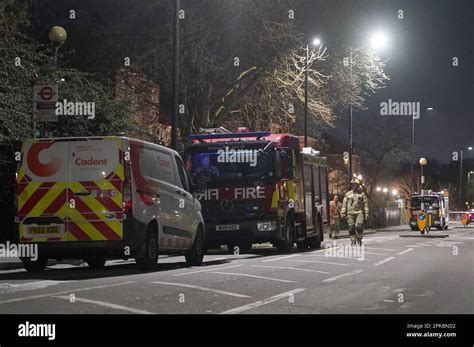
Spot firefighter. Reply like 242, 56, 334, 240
341, 177, 369, 246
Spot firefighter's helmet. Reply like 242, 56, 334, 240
351, 175, 365, 188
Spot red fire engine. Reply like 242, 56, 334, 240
184, 130, 330, 253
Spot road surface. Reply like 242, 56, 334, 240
0, 225, 472, 314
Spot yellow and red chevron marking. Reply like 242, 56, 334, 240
19, 178, 123, 242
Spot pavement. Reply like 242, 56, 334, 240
0, 223, 472, 314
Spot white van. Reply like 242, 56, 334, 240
16, 136, 205, 271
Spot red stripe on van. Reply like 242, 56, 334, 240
70, 196, 121, 240
83, 181, 122, 212
91, 221, 121, 240
108, 174, 122, 191
43, 189, 67, 214
18, 182, 56, 216
68, 222, 92, 241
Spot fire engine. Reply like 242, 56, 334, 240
184, 130, 330, 253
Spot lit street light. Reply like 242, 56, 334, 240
347, 30, 389, 184
48, 26, 67, 66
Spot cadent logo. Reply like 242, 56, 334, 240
75, 157, 108, 166
27, 142, 64, 177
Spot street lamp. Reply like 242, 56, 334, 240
171, 0, 180, 150
468, 171, 474, 204
347, 31, 389, 184
304, 37, 322, 147
410, 107, 433, 194
48, 26, 67, 66
376, 186, 382, 192
419, 157, 428, 193
459, 146, 473, 207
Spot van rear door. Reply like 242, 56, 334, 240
18, 138, 124, 242
67, 138, 124, 241
18, 140, 69, 241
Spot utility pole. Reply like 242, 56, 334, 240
304, 44, 309, 147
171, 0, 180, 150
348, 47, 353, 182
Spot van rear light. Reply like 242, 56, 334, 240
123, 199, 132, 214
123, 161, 132, 215
14, 172, 19, 222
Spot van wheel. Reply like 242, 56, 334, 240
136, 224, 159, 270
276, 216, 294, 253
85, 255, 107, 270
22, 256, 48, 272
185, 227, 205, 266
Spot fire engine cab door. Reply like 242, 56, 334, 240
67, 139, 124, 242
303, 163, 315, 231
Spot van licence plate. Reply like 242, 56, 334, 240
216, 224, 240, 231
27, 226, 60, 235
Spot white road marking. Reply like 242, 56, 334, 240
285, 259, 349, 266
210, 272, 295, 283
151, 281, 250, 298
53, 295, 154, 314
322, 269, 364, 283
362, 251, 387, 256
310, 247, 334, 253
383, 299, 395, 303
374, 257, 395, 266
173, 264, 243, 276
304, 254, 369, 261
221, 288, 306, 314
250, 265, 330, 274
0, 280, 75, 294
0, 282, 135, 305
261, 254, 301, 263
397, 248, 414, 255
363, 247, 398, 252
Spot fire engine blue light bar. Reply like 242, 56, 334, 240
188, 131, 271, 140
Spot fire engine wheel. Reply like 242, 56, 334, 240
22, 256, 48, 272
85, 255, 107, 270
276, 216, 294, 253
185, 227, 205, 266
136, 224, 159, 270
307, 218, 322, 249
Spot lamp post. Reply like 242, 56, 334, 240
48, 26, 67, 67
459, 146, 473, 207
347, 31, 388, 184
419, 157, 428, 192
304, 38, 321, 147
468, 171, 474, 204
171, 0, 180, 150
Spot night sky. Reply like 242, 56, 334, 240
300, 0, 473, 163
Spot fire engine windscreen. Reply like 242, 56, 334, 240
185, 145, 274, 182
410, 196, 439, 210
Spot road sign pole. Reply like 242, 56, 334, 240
32, 85, 37, 138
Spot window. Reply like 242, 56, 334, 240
139, 148, 176, 186
175, 156, 189, 191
